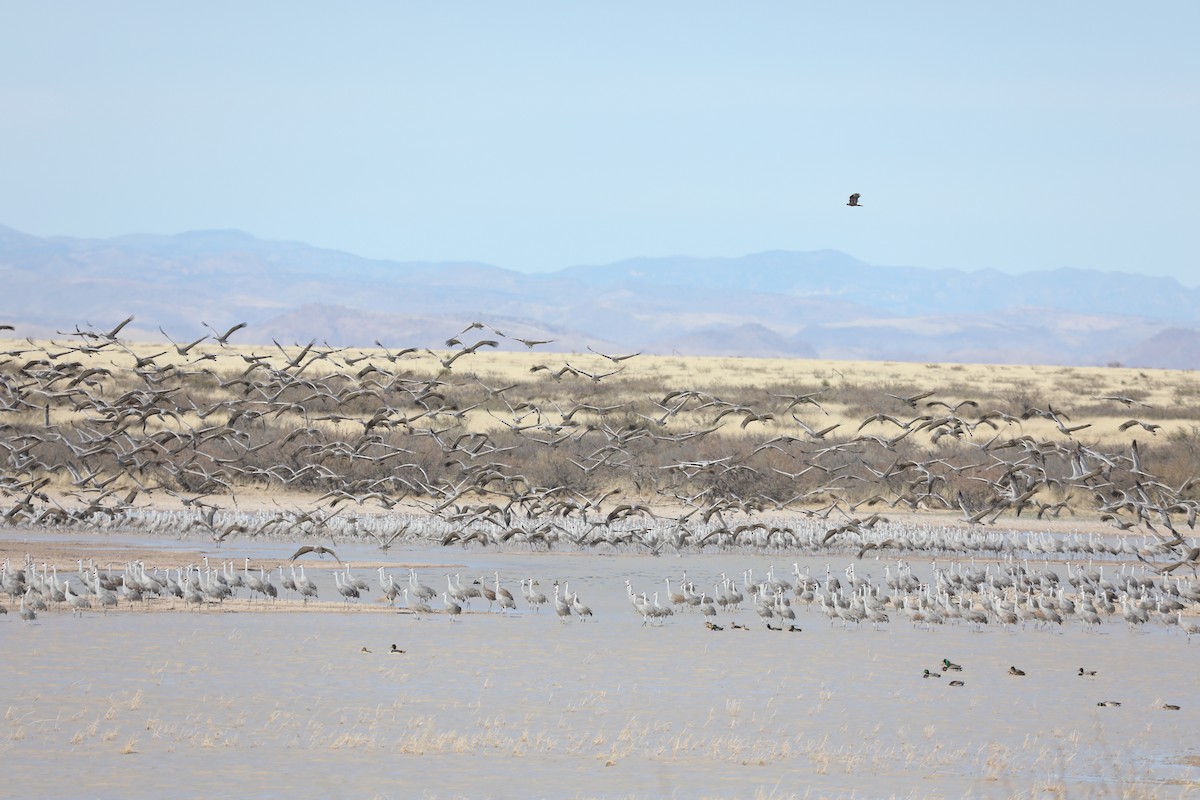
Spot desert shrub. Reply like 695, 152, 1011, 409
1149, 425, 1200, 500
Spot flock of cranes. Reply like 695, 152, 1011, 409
0, 317, 1198, 574
623, 558, 1200, 638
6, 548, 1200, 647
0, 552, 604, 622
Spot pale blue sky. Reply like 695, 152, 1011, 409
3, 3, 1197, 284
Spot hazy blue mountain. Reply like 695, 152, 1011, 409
1, 223, 1196, 367
650, 323, 819, 359
1120, 328, 1200, 371
560, 252, 1200, 322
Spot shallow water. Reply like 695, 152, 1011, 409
3, 537, 1199, 799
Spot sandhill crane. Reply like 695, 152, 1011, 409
203, 320, 248, 345
443, 592, 463, 621
64, 581, 91, 617
650, 591, 672, 623
495, 574, 517, 614
525, 579, 547, 612
456, 574, 479, 603
280, 566, 297, 598
159, 326, 208, 356
379, 569, 400, 606
93, 572, 118, 612
1118, 419, 1162, 434
630, 588, 653, 625
445, 574, 469, 607
244, 559, 266, 601
334, 572, 360, 605
1094, 394, 1151, 407
259, 568, 277, 601
478, 576, 498, 611
295, 566, 319, 603
754, 589, 775, 623
403, 588, 432, 618
571, 590, 593, 621
554, 584, 572, 622
183, 576, 205, 610
886, 390, 934, 408
222, 560, 245, 590
90, 314, 134, 341
119, 574, 143, 606
345, 563, 370, 594
288, 544, 340, 562
20, 590, 36, 623
512, 336, 554, 349
665, 577, 686, 609
409, 570, 436, 603
1181, 612, 1200, 643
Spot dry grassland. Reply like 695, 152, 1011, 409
25, 338, 1200, 443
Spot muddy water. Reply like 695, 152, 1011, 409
3, 537, 1199, 799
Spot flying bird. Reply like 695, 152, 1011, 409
846, 193, 863, 207
287, 544, 341, 563
203, 321, 248, 345
102, 315, 136, 340
512, 337, 554, 349
1118, 419, 1162, 435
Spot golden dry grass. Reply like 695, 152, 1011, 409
19, 337, 1199, 445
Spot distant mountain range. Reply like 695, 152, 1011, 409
3, 223, 1197, 368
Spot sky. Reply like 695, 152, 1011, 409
3, 3, 1198, 284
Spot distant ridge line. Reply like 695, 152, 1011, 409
1, 223, 1197, 368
